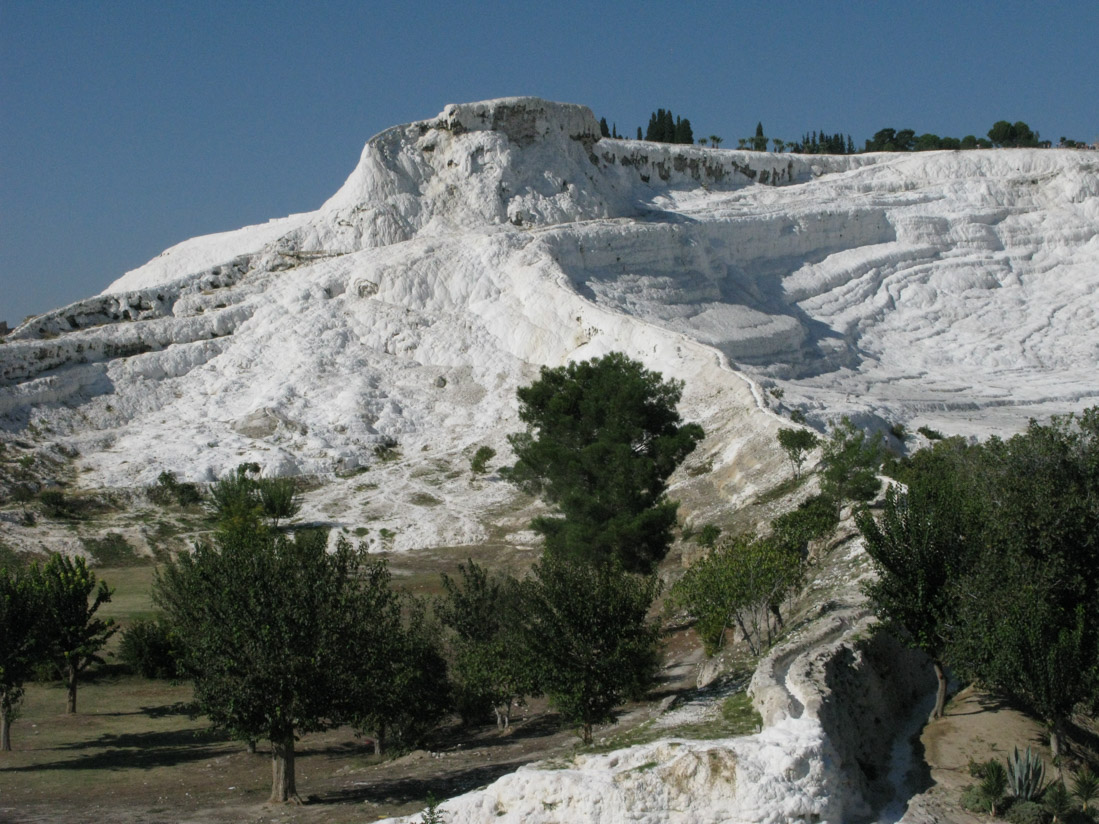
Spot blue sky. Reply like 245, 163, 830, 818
2, 1, 1097, 326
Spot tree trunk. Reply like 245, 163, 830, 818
1048, 718, 1063, 760
270, 735, 299, 803
373, 723, 386, 756
931, 660, 947, 720
247, 739, 257, 754
66, 664, 78, 714
581, 722, 593, 745
1, 706, 11, 752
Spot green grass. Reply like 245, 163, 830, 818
96, 565, 161, 627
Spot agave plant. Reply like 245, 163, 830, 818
1007, 746, 1046, 801
1072, 764, 1099, 812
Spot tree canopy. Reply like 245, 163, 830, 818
156, 530, 402, 802
1, 563, 50, 750
858, 410, 1099, 748
504, 352, 703, 573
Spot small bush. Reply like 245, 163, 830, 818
470, 446, 496, 475
889, 422, 907, 441
696, 524, 722, 548
119, 618, 184, 679
148, 470, 202, 507
770, 494, 839, 553
82, 532, 145, 567
1071, 765, 1099, 813
39, 489, 77, 518
789, 409, 807, 424
374, 436, 400, 462
917, 425, 944, 441
1006, 800, 1051, 824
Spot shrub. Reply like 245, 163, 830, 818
696, 524, 722, 548
889, 423, 907, 441
1006, 800, 1051, 824
789, 409, 807, 424
119, 618, 184, 679
470, 446, 496, 475
770, 494, 839, 554
374, 436, 400, 462
257, 477, 300, 528
917, 425, 944, 441
39, 489, 75, 518
148, 471, 202, 507
962, 760, 1009, 816
82, 532, 144, 567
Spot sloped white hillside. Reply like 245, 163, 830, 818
2, 97, 1097, 822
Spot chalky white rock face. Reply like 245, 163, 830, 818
3, 97, 1098, 821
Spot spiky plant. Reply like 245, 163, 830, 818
1071, 764, 1099, 813
1007, 746, 1046, 801
1042, 781, 1071, 823
981, 760, 1009, 815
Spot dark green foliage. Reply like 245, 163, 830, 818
1, 563, 50, 749
156, 530, 415, 799
1007, 801, 1052, 824
516, 555, 660, 744
82, 532, 143, 567
373, 436, 400, 462
770, 494, 839, 555
354, 597, 450, 752
644, 109, 696, 145
256, 477, 300, 529
862, 409, 1099, 753
119, 617, 183, 679
916, 425, 944, 441
789, 409, 807, 424
752, 122, 767, 152
599, 117, 610, 138
437, 561, 534, 728
668, 534, 803, 656
696, 524, 722, 549
470, 446, 496, 475
38, 489, 76, 518
504, 352, 703, 574
989, 120, 1039, 147
776, 427, 819, 479
148, 470, 202, 507
1072, 765, 1099, 812
207, 463, 263, 534
40, 554, 116, 713
1041, 781, 1073, 820
819, 417, 884, 511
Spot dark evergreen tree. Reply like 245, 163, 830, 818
503, 352, 704, 573
599, 117, 610, 138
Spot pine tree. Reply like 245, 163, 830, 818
599, 117, 610, 138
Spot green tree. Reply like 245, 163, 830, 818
776, 427, 819, 479
256, 477, 300, 529
156, 530, 392, 802
819, 417, 883, 514
504, 353, 703, 574
599, 117, 610, 138
946, 410, 1099, 756
1, 563, 49, 750
668, 535, 802, 656
752, 122, 767, 151
675, 117, 694, 145
437, 561, 535, 728
857, 465, 979, 718
38, 555, 116, 714
470, 446, 496, 475
350, 594, 450, 754
207, 463, 263, 535
516, 555, 659, 744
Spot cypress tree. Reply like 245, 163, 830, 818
599, 117, 610, 138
